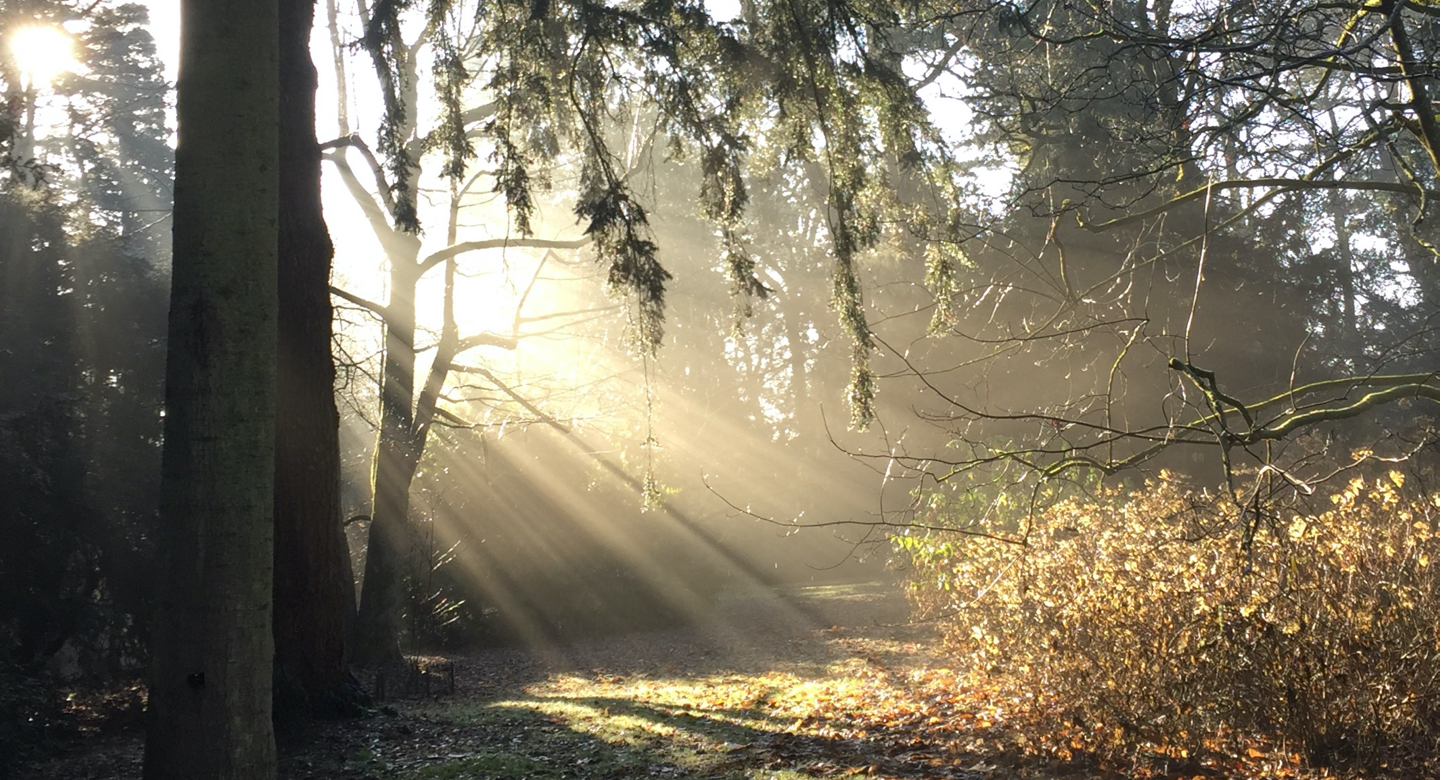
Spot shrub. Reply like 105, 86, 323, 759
900, 471, 1439, 775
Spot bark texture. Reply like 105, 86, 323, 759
142, 0, 279, 776
274, 0, 353, 715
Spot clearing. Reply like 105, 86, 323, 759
18, 582, 1320, 779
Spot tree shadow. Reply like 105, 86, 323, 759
395, 690, 1010, 780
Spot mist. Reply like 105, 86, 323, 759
5, 0, 1435, 776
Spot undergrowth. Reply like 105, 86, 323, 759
901, 469, 1440, 776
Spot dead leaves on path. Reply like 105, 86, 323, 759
21, 585, 1358, 780
511, 630, 1330, 780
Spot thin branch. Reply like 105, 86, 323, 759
454, 331, 519, 352
1080, 178, 1436, 233
703, 477, 1028, 544
329, 285, 390, 320
913, 34, 965, 91
517, 304, 624, 326
417, 236, 590, 274
321, 133, 398, 216
448, 363, 568, 431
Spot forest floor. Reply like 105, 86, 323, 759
23, 581, 1334, 780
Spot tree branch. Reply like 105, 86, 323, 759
417, 236, 590, 274
329, 285, 390, 320
320, 133, 398, 216
1080, 178, 1437, 233
455, 331, 519, 352
1038, 374, 1439, 477
321, 149, 421, 262
913, 34, 965, 91
448, 363, 567, 431
1247, 382, 1438, 443
703, 477, 1028, 544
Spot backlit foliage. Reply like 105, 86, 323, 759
351, 0, 969, 425
900, 472, 1440, 775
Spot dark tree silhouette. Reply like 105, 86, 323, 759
142, 0, 280, 774
273, 0, 357, 719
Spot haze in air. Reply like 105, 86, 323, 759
1, 0, 1435, 778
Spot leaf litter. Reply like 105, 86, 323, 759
21, 581, 1348, 780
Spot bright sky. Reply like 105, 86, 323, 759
137, 0, 179, 82
8, 25, 76, 85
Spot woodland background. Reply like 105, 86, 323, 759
0, 0, 1436, 776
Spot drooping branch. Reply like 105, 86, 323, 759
448, 362, 564, 431
454, 331, 520, 352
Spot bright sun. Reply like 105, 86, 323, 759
9, 25, 76, 87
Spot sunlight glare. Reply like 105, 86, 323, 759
9, 25, 76, 87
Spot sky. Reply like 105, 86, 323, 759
139, 0, 178, 83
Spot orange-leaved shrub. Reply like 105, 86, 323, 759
900, 471, 1439, 774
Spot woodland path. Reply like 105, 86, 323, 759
21, 581, 1105, 780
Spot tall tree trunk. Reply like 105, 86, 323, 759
142, 0, 278, 775
353, 260, 420, 665
273, 0, 353, 716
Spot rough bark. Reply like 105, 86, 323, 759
142, 0, 278, 775
273, 0, 354, 716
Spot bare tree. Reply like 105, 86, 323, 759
321, 124, 599, 661
855, 0, 1440, 516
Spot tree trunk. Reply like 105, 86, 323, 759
353, 260, 420, 665
352, 434, 420, 664
273, 0, 353, 717
142, 0, 278, 775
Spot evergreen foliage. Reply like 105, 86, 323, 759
0, 3, 169, 762
0, 0, 169, 674
347, 0, 968, 423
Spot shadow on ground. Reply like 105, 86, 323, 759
21, 581, 1035, 780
